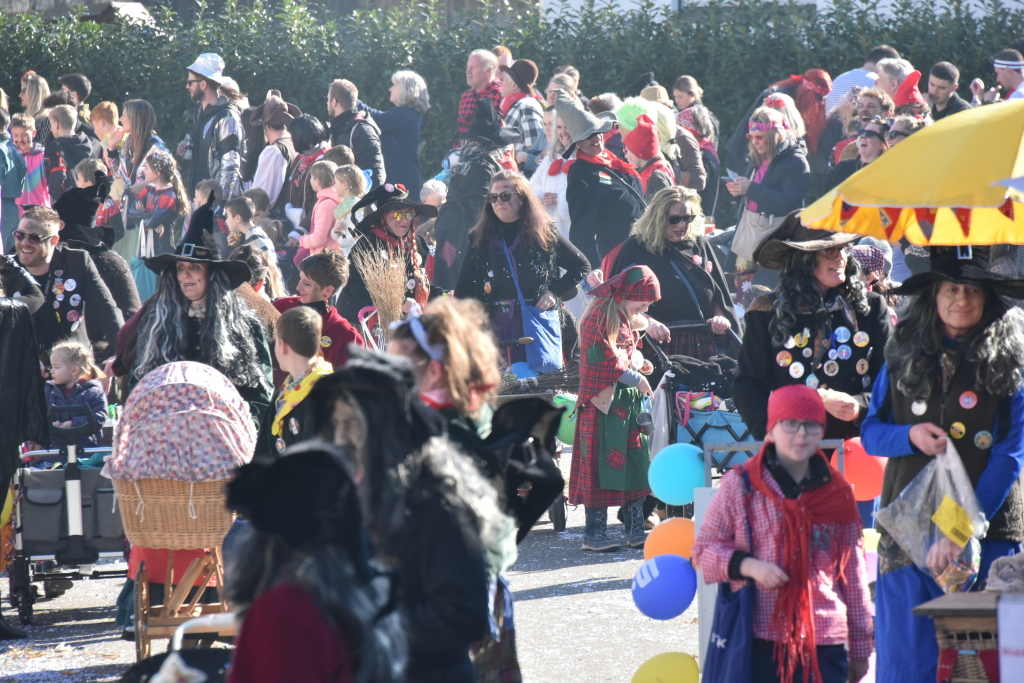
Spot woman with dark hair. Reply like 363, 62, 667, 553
309, 350, 506, 683
358, 70, 429, 200
825, 116, 889, 192
284, 114, 329, 235
733, 214, 890, 440
861, 247, 1024, 683
225, 442, 406, 683
113, 194, 273, 420
454, 170, 589, 365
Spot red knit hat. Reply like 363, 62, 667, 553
766, 384, 827, 434
623, 114, 659, 160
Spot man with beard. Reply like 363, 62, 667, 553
14, 206, 122, 362
177, 53, 245, 203
326, 79, 385, 190
569, 265, 663, 552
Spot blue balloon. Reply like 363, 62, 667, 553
509, 362, 538, 379
631, 555, 697, 620
648, 443, 705, 506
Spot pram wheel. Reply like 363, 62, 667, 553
134, 562, 151, 662
14, 588, 32, 625
548, 493, 567, 532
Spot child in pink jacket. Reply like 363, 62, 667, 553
295, 160, 340, 266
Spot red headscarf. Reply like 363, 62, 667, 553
590, 265, 660, 302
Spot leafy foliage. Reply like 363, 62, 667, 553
2, 0, 1021, 177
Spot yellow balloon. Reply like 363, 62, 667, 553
631, 652, 699, 683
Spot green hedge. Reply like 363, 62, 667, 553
2, 0, 1022, 176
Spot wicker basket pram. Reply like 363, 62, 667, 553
113, 479, 234, 550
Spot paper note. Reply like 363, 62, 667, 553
931, 494, 974, 548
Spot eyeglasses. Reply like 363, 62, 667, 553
389, 210, 417, 221
822, 245, 851, 260
487, 191, 520, 204
186, 79, 203, 86
667, 214, 698, 225
886, 129, 910, 140
777, 419, 824, 436
13, 230, 53, 245
857, 128, 885, 141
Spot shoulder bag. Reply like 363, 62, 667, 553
500, 240, 563, 373
729, 171, 784, 262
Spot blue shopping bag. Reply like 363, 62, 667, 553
130, 227, 158, 302
500, 240, 563, 373
702, 470, 756, 683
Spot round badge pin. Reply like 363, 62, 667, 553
52, 283, 64, 295
288, 417, 300, 435
835, 326, 851, 343
55, 293, 64, 302
706, 262, 713, 274
276, 437, 286, 452
70, 320, 80, 332
69, 294, 81, 307
630, 350, 644, 370
823, 360, 839, 377
959, 391, 978, 410
320, 335, 332, 348
828, 349, 838, 361
802, 347, 813, 358
974, 431, 993, 449
64, 279, 77, 292
837, 344, 852, 360
856, 358, 869, 375
406, 278, 416, 291
776, 350, 793, 367
950, 422, 966, 439
862, 375, 872, 389
67, 310, 80, 323
52, 300, 60, 309
805, 374, 820, 389
911, 400, 928, 416
692, 255, 703, 266
789, 362, 805, 379
853, 331, 870, 347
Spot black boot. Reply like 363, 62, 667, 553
624, 499, 648, 548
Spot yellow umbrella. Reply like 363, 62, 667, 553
802, 100, 1024, 245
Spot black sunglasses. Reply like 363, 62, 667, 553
822, 245, 852, 259
486, 191, 520, 204
857, 128, 885, 141
886, 129, 910, 140
667, 214, 698, 225
13, 230, 54, 245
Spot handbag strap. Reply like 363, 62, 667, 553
500, 239, 529, 312
668, 259, 710, 320
739, 469, 755, 556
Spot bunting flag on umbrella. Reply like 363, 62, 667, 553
802, 100, 1024, 245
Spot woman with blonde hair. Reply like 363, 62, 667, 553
605, 186, 737, 359
19, 71, 49, 119
359, 70, 430, 198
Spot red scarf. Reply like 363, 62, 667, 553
740, 448, 860, 683
500, 91, 528, 117
547, 158, 575, 176
576, 150, 640, 178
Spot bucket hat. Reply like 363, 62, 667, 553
640, 85, 673, 109
499, 59, 540, 97
352, 182, 438, 235
145, 193, 251, 288
186, 53, 227, 86
553, 90, 613, 158
753, 210, 860, 271
248, 90, 301, 128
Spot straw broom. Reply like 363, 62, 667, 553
352, 246, 407, 344
498, 357, 580, 395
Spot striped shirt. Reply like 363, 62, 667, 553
826, 68, 879, 114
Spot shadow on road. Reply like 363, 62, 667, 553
513, 577, 632, 601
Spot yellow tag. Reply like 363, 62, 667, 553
931, 494, 974, 548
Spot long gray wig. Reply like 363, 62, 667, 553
134, 265, 271, 395
885, 282, 1024, 399
769, 248, 871, 347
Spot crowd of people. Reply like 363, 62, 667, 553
0, 38, 1023, 683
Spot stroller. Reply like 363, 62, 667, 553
8, 404, 127, 625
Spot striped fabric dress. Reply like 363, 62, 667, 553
16, 143, 50, 209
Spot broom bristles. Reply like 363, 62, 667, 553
352, 246, 407, 340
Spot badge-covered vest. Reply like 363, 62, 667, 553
887, 356, 1023, 542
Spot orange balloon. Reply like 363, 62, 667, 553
644, 517, 695, 561
830, 437, 888, 501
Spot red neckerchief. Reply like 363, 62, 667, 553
577, 150, 641, 178
740, 447, 860, 683
548, 158, 575, 176
500, 91, 528, 117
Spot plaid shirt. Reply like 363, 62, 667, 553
503, 96, 546, 155
454, 81, 503, 147
692, 464, 874, 659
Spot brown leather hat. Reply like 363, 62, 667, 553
249, 90, 301, 128
499, 59, 540, 97
753, 210, 860, 271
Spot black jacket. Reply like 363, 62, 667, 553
565, 159, 646, 269
0, 298, 49, 484
1, 255, 44, 314
734, 290, 890, 440
824, 158, 863, 193
329, 111, 386, 190
61, 240, 141, 336
44, 134, 96, 202
454, 219, 590, 307
431, 143, 504, 290
742, 139, 810, 219
932, 93, 972, 122
253, 385, 319, 465
28, 244, 124, 362
610, 234, 737, 329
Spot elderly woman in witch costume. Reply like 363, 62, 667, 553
571, 265, 661, 551
861, 247, 1024, 683
335, 182, 439, 328
734, 213, 890, 441
112, 194, 273, 420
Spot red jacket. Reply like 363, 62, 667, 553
272, 297, 364, 372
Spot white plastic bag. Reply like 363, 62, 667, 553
875, 441, 989, 592
649, 371, 674, 458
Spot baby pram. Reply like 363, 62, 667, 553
8, 404, 127, 625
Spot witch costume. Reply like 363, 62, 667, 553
861, 246, 1024, 683
734, 213, 891, 440
335, 183, 439, 329
569, 265, 661, 550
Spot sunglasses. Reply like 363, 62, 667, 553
487, 191, 520, 204
186, 79, 203, 86
667, 214, 698, 225
822, 245, 852, 260
857, 128, 885, 141
13, 230, 53, 245
886, 129, 909, 140
746, 133, 767, 141
389, 210, 417, 221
